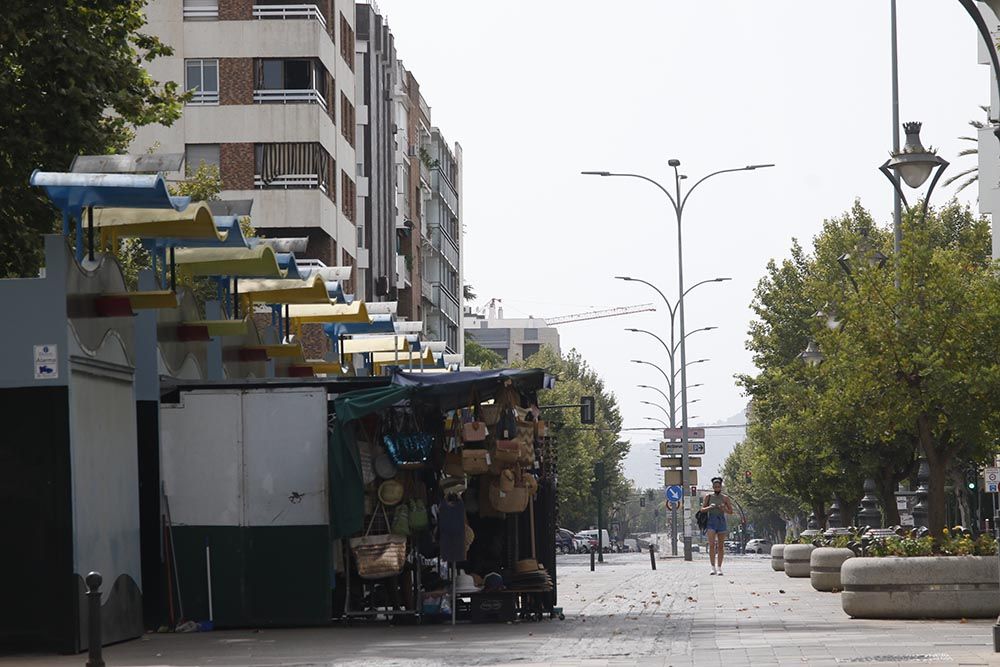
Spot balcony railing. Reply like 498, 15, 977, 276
183, 4, 219, 20
420, 279, 435, 302
254, 174, 326, 192
252, 4, 327, 29
188, 90, 219, 105
253, 88, 327, 110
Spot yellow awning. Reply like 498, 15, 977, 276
175, 246, 284, 278
286, 301, 370, 324
242, 343, 305, 359
341, 336, 410, 354
238, 275, 331, 305
300, 361, 346, 375
94, 203, 226, 240
99, 290, 179, 310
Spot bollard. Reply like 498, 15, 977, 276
590, 549, 595, 571
649, 544, 656, 570
86, 572, 104, 667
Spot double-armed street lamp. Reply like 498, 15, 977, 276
585, 160, 773, 560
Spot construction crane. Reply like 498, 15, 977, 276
543, 304, 656, 326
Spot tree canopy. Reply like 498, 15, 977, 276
0, 0, 185, 277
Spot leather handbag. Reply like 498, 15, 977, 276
444, 451, 464, 477
494, 440, 520, 464
461, 448, 490, 475
462, 421, 488, 442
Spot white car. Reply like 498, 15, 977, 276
744, 538, 773, 554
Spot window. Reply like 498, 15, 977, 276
340, 14, 355, 71
184, 144, 220, 174
521, 344, 542, 359
340, 93, 355, 146
341, 171, 357, 221
254, 59, 327, 109
183, 0, 218, 20
185, 59, 219, 104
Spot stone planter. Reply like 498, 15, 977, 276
810, 547, 854, 592
841, 556, 1000, 619
783, 544, 815, 578
770, 544, 785, 571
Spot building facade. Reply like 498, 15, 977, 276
132, 0, 360, 291
464, 312, 561, 364
976, 3, 1000, 259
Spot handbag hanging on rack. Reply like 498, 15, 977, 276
350, 503, 408, 579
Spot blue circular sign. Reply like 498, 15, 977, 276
665, 485, 684, 502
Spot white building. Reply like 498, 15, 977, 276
464, 307, 561, 364
976, 2, 1000, 259
131, 0, 360, 289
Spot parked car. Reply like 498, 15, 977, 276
744, 538, 773, 554
555, 528, 576, 554
623, 538, 638, 553
574, 533, 597, 553
724, 540, 740, 553
577, 529, 612, 553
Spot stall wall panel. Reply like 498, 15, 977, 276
69, 360, 143, 649
161, 391, 244, 526
241, 388, 328, 527
0, 386, 75, 651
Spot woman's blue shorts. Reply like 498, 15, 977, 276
706, 514, 728, 533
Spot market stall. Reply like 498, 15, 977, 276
329, 369, 560, 624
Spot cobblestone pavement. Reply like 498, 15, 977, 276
4, 553, 1000, 666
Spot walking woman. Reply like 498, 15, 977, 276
702, 476, 734, 575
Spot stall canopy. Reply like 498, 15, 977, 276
328, 368, 547, 538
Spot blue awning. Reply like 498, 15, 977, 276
30, 171, 189, 216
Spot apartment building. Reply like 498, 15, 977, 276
464, 312, 561, 364
977, 3, 1000, 259
131, 0, 359, 289
354, 3, 397, 302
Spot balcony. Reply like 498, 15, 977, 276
183, 2, 218, 19
395, 255, 411, 289
253, 88, 327, 110
433, 284, 460, 324
253, 4, 327, 29
254, 174, 325, 190
188, 90, 219, 105
421, 279, 435, 302
429, 225, 459, 270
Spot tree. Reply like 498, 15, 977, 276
518, 347, 627, 531
0, 1, 186, 278
464, 335, 503, 369
942, 106, 989, 195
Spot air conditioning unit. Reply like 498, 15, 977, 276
407, 146, 418, 157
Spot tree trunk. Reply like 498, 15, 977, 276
875, 467, 901, 527
811, 500, 828, 530
948, 466, 973, 529
918, 415, 949, 537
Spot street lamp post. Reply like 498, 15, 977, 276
585, 160, 773, 560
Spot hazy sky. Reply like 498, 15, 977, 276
376, 0, 986, 488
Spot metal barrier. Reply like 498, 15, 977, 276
252, 4, 327, 29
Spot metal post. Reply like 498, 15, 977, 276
673, 165, 693, 562
590, 549, 595, 572
649, 544, 656, 570
87, 206, 95, 262
85, 572, 104, 667
671, 505, 678, 556
913, 458, 930, 529
890, 0, 902, 274
993, 493, 1000, 651
859, 479, 882, 529
828, 497, 842, 529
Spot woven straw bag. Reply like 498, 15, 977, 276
488, 480, 529, 514
462, 448, 490, 475
350, 504, 407, 580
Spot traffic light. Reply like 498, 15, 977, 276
580, 396, 596, 424
640, 496, 646, 507
966, 468, 978, 491
744, 470, 752, 485
690, 485, 697, 496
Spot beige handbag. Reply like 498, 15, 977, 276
488, 481, 529, 514
349, 504, 407, 580
493, 440, 520, 464
462, 421, 488, 443
462, 448, 490, 475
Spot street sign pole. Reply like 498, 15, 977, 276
671, 505, 678, 555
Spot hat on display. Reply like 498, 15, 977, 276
455, 570, 480, 594
375, 451, 397, 479
482, 572, 504, 591
378, 479, 404, 506
440, 475, 467, 496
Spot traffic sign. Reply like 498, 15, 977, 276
666, 500, 679, 511
660, 457, 702, 468
663, 427, 705, 440
660, 441, 706, 455
664, 470, 698, 486
665, 485, 684, 502
986, 467, 1000, 493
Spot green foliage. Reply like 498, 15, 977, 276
464, 335, 504, 369
517, 347, 627, 531
740, 198, 1000, 538
0, 1, 186, 277
170, 161, 222, 202
720, 440, 796, 541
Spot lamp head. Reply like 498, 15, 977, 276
615, 275, 634, 282
668, 159, 681, 167
714, 277, 733, 283
581, 170, 611, 176
885, 122, 945, 189
746, 164, 776, 170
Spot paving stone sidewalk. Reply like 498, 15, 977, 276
3, 553, 999, 666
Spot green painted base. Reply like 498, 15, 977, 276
171, 525, 331, 627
